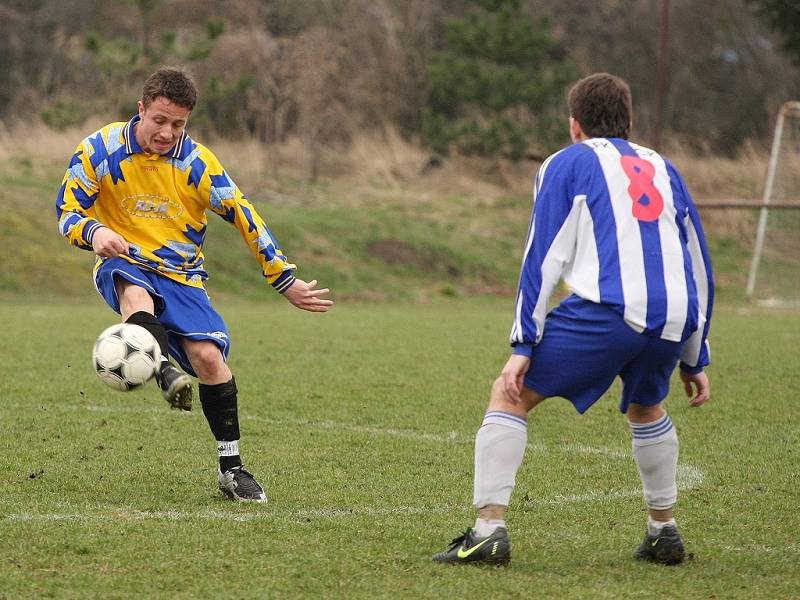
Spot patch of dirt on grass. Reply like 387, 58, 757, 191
366, 239, 462, 277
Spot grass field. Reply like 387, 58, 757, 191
1, 298, 798, 599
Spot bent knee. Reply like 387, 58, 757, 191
115, 280, 154, 314
184, 340, 225, 374
490, 376, 505, 397
627, 403, 666, 423
488, 376, 544, 415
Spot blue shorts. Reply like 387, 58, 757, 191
95, 257, 229, 377
523, 296, 683, 414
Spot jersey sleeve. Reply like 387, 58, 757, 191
55, 141, 105, 251
200, 151, 297, 292
674, 172, 714, 372
509, 150, 579, 356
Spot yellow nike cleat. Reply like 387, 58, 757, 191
432, 527, 510, 566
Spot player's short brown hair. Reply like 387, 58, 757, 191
141, 67, 198, 110
567, 73, 632, 139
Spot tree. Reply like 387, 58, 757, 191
750, 0, 800, 65
422, 0, 575, 159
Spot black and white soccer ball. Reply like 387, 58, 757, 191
92, 323, 161, 391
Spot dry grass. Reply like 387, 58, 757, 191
209, 126, 535, 211
667, 142, 768, 202
0, 118, 776, 216
0, 117, 114, 165
664, 143, 766, 240
0, 117, 768, 203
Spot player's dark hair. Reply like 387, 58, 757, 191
567, 73, 632, 139
141, 66, 198, 110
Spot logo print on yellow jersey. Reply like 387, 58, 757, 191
122, 194, 183, 220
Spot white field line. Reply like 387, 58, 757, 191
537, 464, 703, 506
4, 505, 455, 524
5, 404, 705, 528
83, 404, 630, 459
84, 404, 702, 491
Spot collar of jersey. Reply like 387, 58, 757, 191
123, 114, 186, 159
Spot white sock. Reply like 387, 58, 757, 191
474, 518, 506, 538
629, 413, 679, 511
473, 411, 528, 509
648, 516, 677, 536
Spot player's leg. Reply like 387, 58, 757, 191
116, 278, 193, 411
129, 275, 265, 502
93, 258, 192, 409
181, 338, 266, 503
433, 382, 545, 565
432, 296, 640, 565
621, 338, 685, 565
471, 299, 633, 534
473, 381, 545, 531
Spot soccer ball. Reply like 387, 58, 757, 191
92, 323, 161, 391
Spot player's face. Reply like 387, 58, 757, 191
136, 96, 191, 155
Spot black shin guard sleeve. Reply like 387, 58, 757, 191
126, 311, 169, 359
199, 377, 240, 441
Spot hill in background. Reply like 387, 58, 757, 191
0, 123, 762, 305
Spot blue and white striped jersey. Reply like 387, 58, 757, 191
510, 138, 714, 372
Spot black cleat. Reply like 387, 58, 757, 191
155, 362, 192, 411
432, 527, 511, 566
218, 466, 267, 503
634, 524, 686, 565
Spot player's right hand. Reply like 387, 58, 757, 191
92, 226, 130, 258
500, 354, 531, 405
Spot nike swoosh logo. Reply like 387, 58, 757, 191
457, 537, 493, 559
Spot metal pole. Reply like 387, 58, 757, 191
654, 0, 670, 150
745, 102, 797, 298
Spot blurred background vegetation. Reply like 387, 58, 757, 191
2, 0, 799, 159
1, 0, 799, 302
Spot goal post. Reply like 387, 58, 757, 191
745, 101, 800, 304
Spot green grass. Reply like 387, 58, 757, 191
1, 299, 798, 599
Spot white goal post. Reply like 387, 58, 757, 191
745, 101, 800, 301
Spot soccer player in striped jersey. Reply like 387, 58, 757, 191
56, 67, 333, 503
433, 73, 713, 566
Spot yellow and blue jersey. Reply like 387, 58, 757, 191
55, 115, 297, 292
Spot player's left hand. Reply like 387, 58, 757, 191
679, 370, 710, 407
283, 278, 334, 312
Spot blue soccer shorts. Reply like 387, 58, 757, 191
95, 257, 230, 377
523, 295, 684, 414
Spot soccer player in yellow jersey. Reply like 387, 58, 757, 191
56, 67, 333, 502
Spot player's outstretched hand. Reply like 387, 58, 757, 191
283, 278, 334, 312
500, 354, 531, 405
92, 226, 130, 258
680, 370, 710, 407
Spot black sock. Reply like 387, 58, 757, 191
126, 311, 169, 364
199, 377, 242, 472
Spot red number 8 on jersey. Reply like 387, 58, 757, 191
620, 155, 664, 221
